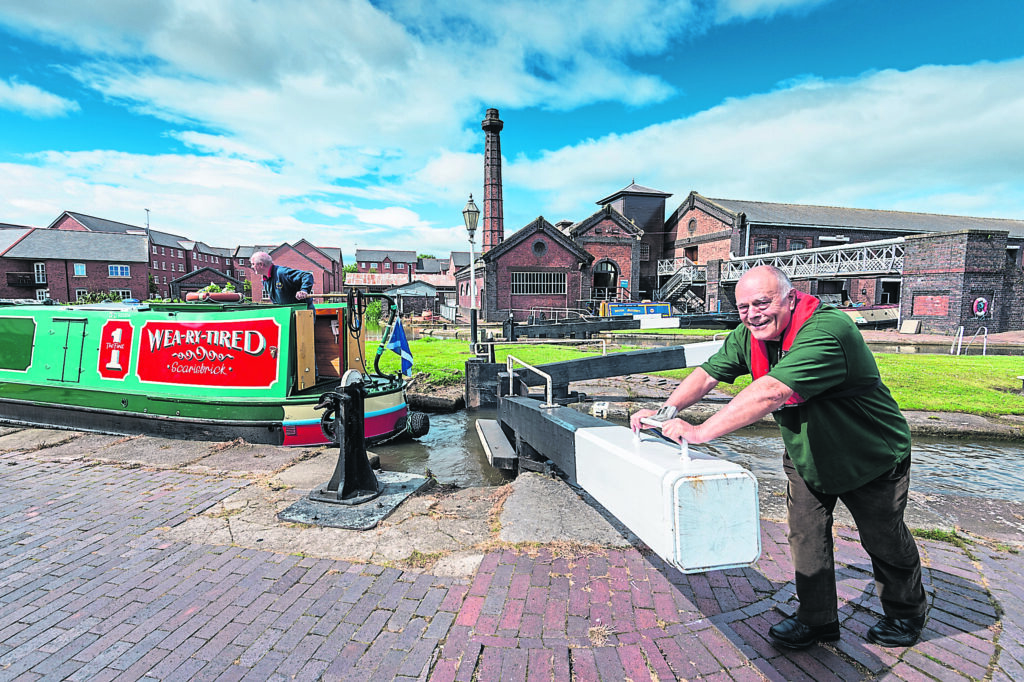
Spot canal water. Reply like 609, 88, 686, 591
373, 410, 1024, 503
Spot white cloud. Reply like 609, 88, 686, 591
0, 78, 79, 117
169, 131, 274, 161
347, 206, 430, 230
715, 0, 834, 23
506, 58, 1024, 222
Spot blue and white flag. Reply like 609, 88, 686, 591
386, 318, 414, 376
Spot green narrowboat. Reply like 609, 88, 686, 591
0, 295, 428, 446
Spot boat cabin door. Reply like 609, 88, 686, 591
51, 317, 87, 383
296, 306, 369, 391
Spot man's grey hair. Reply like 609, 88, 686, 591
251, 251, 272, 267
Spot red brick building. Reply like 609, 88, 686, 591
354, 249, 418, 276
40, 211, 343, 302
476, 217, 593, 321
0, 227, 148, 302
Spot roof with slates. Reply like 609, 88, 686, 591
704, 196, 1024, 237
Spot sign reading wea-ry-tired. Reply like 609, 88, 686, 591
131, 318, 281, 388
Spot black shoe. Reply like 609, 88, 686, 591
866, 615, 926, 647
768, 616, 840, 649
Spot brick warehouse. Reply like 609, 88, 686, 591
459, 108, 1024, 334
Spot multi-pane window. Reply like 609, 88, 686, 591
34, 262, 46, 284
74, 263, 86, 277
110, 289, 132, 299
639, 243, 650, 262
75, 289, 88, 300
179, 264, 184, 272
789, 240, 807, 250
511, 272, 566, 295
753, 239, 772, 255
396, 263, 405, 270
109, 265, 131, 277
35, 289, 49, 301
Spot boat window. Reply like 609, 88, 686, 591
0, 317, 35, 371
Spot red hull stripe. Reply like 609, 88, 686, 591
281, 407, 408, 447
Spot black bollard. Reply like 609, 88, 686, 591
310, 372, 381, 506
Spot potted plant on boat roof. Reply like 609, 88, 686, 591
185, 281, 243, 303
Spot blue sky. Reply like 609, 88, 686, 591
1, 0, 1023, 264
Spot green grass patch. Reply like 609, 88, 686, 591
911, 528, 972, 549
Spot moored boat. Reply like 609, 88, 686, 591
0, 293, 428, 446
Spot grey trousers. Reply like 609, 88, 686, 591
784, 453, 928, 626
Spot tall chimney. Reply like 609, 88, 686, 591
481, 108, 504, 252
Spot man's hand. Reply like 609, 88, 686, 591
295, 291, 310, 301
660, 418, 709, 444
630, 408, 656, 433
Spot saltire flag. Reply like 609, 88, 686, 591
386, 318, 414, 376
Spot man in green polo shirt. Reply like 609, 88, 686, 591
631, 265, 927, 649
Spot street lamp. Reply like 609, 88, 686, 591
462, 194, 480, 347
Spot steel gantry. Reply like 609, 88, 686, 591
655, 237, 905, 305
720, 237, 905, 282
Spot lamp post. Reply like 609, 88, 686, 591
462, 194, 480, 348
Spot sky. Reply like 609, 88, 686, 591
1, 0, 1023, 265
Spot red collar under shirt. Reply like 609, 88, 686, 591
749, 290, 821, 406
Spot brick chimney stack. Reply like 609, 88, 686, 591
481, 108, 504, 252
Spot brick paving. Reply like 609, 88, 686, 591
2, 453, 1022, 680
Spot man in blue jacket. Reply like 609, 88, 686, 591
251, 251, 314, 306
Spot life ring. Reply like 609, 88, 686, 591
972, 297, 989, 317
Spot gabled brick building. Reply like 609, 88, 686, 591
0, 227, 148, 302
476, 217, 593, 321
293, 239, 342, 294
355, 249, 418, 277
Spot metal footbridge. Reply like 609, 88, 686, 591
657, 237, 905, 304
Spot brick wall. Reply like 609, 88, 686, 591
578, 240, 635, 299
149, 245, 189, 298
0, 258, 149, 302
489, 235, 584, 321
902, 230, 1011, 334
665, 207, 733, 264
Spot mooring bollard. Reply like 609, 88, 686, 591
309, 371, 381, 506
